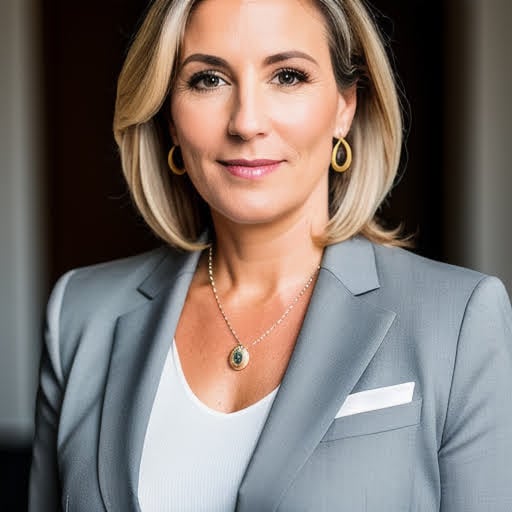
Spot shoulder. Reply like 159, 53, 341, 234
360, 241, 511, 330
62, 245, 170, 291
325, 235, 503, 306
46, 245, 183, 339
43, 246, 185, 381
52, 247, 162, 308
372, 242, 484, 285
371, 242, 490, 299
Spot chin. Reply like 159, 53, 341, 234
215, 209, 282, 227
211, 198, 307, 228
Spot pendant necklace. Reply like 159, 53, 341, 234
207, 246, 320, 371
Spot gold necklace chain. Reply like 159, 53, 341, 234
207, 246, 320, 370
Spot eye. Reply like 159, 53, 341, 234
188, 71, 228, 91
272, 68, 310, 86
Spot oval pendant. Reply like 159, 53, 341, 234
229, 344, 250, 371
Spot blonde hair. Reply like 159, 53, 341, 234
114, 0, 410, 251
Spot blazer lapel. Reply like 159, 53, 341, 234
98, 248, 202, 512
97, 235, 394, 512
236, 237, 396, 511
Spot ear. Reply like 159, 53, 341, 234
168, 118, 179, 146
165, 96, 179, 146
334, 84, 357, 138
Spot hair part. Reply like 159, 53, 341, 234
113, 0, 412, 251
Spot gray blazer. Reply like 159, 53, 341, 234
29, 236, 512, 511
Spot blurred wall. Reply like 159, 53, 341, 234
469, 0, 512, 288
445, 0, 512, 290
0, 0, 511, 447
0, 0, 44, 443
0, 2, 509, 509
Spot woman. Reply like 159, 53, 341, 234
29, 0, 512, 510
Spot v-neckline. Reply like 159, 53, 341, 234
171, 338, 280, 417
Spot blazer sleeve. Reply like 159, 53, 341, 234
28, 271, 74, 512
439, 275, 512, 511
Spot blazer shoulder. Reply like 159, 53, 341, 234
372, 243, 487, 291
51, 246, 180, 333
367, 242, 510, 319
44, 246, 186, 378
64, 245, 169, 286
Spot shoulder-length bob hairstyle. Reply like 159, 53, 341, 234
114, 0, 408, 251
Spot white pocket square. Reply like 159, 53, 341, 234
335, 382, 415, 419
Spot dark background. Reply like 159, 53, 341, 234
2, 0, 450, 509
41, 0, 447, 284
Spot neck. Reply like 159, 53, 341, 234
206, 208, 326, 300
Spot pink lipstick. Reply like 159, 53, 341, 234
219, 159, 283, 179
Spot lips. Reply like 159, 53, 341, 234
218, 159, 283, 179
220, 159, 281, 166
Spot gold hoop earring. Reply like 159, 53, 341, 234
331, 137, 352, 173
168, 145, 186, 175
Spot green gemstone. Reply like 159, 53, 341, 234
233, 350, 243, 365
229, 345, 249, 370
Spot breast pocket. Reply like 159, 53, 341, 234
321, 397, 423, 442
278, 398, 423, 511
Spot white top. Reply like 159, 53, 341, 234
138, 339, 280, 511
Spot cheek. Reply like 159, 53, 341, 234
271, 92, 338, 155
170, 95, 226, 153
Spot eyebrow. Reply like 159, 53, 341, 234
180, 51, 319, 69
264, 51, 318, 66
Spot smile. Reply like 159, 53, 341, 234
218, 159, 283, 179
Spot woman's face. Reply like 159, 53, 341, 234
170, 0, 356, 230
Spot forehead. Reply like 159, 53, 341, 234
182, 0, 329, 59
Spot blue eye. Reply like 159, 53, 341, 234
188, 71, 227, 91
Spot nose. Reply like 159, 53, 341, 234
227, 78, 270, 140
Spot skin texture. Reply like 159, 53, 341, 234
171, 0, 357, 413
171, 0, 355, 231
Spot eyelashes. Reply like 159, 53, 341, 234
186, 67, 312, 92
188, 71, 226, 90
274, 68, 311, 86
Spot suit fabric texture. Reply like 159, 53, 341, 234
29, 236, 512, 511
